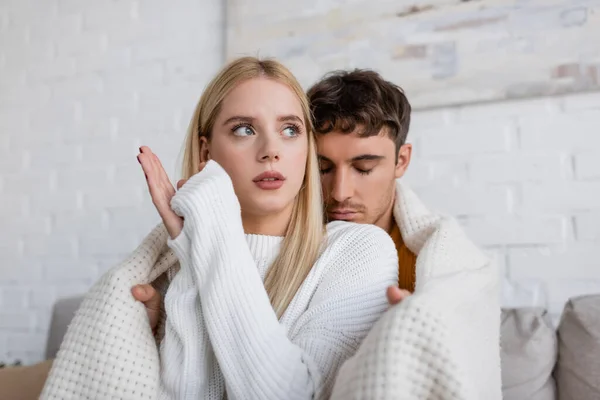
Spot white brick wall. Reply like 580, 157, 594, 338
227, 0, 600, 108
404, 92, 600, 325
0, 0, 223, 364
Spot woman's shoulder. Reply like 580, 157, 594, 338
323, 220, 396, 256
307, 221, 398, 293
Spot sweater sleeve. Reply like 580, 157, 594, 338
160, 227, 224, 399
168, 161, 399, 400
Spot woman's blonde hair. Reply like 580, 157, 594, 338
180, 57, 325, 317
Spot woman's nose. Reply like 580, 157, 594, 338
258, 135, 281, 162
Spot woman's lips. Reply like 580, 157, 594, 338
253, 171, 285, 190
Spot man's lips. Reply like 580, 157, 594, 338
329, 209, 357, 214
327, 209, 359, 220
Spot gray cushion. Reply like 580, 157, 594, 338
501, 308, 557, 400
555, 294, 600, 400
45, 296, 84, 359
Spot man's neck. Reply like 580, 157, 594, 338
378, 208, 396, 234
374, 192, 396, 235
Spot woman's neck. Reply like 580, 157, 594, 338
241, 206, 293, 236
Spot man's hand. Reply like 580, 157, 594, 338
386, 286, 411, 306
131, 284, 162, 331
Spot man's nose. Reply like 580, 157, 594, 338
331, 169, 353, 203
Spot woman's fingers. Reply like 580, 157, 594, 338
138, 147, 156, 184
139, 148, 168, 205
137, 153, 152, 187
154, 153, 172, 186
138, 146, 183, 238
140, 147, 160, 187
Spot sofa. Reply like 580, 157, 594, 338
2, 294, 599, 399
501, 294, 600, 399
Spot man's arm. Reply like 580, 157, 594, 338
132, 285, 408, 333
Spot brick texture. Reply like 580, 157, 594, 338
0, 0, 222, 364
412, 94, 600, 323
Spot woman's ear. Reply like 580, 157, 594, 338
199, 136, 211, 163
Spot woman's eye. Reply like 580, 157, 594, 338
282, 126, 299, 137
233, 125, 254, 136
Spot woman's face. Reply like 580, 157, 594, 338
206, 77, 308, 221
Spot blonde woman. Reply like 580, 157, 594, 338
139, 57, 398, 399
35, 57, 397, 400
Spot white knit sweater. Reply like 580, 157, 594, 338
40, 160, 398, 400
157, 160, 399, 399
330, 181, 502, 399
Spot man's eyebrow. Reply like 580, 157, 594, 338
317, 154, 385, 163
351, 155, 385, 162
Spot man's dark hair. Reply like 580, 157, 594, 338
307, 69, 411, 155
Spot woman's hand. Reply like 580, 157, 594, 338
137, 146, 188, 239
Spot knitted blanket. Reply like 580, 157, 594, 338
41, 181, 501, 400
40, 224, 176, 399
330, 181, 502, 399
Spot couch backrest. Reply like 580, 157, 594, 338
500, 308, 557, 400
501, 294, 600, 400
554, 295, 600, 400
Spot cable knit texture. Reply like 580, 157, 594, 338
330, 180, 502, 400
40, 160, 398, 400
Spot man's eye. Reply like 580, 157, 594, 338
356, 168, 373, 176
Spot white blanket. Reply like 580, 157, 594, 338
40, 224, 174, 399
330, 181, 502, 399
41, 180, 501, 400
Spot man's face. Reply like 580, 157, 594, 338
317, 129, 411, 231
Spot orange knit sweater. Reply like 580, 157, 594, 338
389, 223, 417, 291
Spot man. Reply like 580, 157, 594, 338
308, 69, 416, 304
133, 70, 501, 398
307, 70, 501, 399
